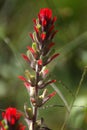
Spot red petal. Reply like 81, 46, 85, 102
48, 42, 55, 49
21, 54, 30, 62
27, 46, 35, 54
33, 18, 36, 24
52, 16, 57, 24
48, 91, 56, 98
34, 26, 39, 33
43, 69, 49, 75
24, 82, 30, 88
50, 53, 59, 61
51, 30, 58, 39
50, 79, 56, 83
11, 117, 15, 125
42, 19, 47, 26
41, 33, 46, 40
29, 33, 34, 41
48, 25, 54, 33
37, 59, 42, 65
18, 76, 26, 81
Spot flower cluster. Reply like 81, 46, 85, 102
0, 107, 26, 130
18, 8, 59, 130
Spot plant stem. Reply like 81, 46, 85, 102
32, 64, 39, 130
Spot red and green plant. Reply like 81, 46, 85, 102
0, 8, 59, 130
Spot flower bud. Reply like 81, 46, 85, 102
25, 70, 31, 80
29, 86, 35, 97
24, 105, 33, 120
36, 96, 43, 107
41, 66, 49, 78
32, 42, 38, 52
42, 89, 48, 98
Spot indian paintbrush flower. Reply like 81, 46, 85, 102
2, 107, 21, 125
15, 8, 59, 130
1, 107, 26, 130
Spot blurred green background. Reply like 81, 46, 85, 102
0, 0, 87, 130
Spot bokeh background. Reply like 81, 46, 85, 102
0, 0, 87, 130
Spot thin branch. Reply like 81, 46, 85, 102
50, 83, 70, 113
61, 66, 87, 130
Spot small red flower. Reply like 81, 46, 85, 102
38, 8, 52, 22
18, 76, 27, 82
48, 42, 55, 49
29, 33, 34, 41
2, 107, 21, 125
27, 46, 35, 54
37, 59, 42, 65
38, 8, 53, 26
24, 82, 30, 88
43, 69, 49, 75
41, 33, 46, 40
21, 54, 30, 62
33, 18, 36, 24
34, 26, 39, 33
48, 91, 56, 98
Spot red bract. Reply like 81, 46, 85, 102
38, 8, 52, 26
24, 82, 30, 88
39, 8, 52, 19
21, 54, 30, 62
18, 76, 27, 82
48, 91, 56, 98
27, 46, 35, 54
2, 107, 21, 125
41, 32, 46, 40
37, 59, 43, 65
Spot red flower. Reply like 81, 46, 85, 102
37, 59, 43, 65
38, 8, 52, 26
2, 107, 21, 125
41, 32, 46, 40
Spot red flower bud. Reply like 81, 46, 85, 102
48, 91, 56, 98
41, 33, 46, 40
29, 33, 34, 41
18, 76, 27, 82
52, 16, 57, 24
2, 107, 21, 125
50, 53, 59, 61
39, 79, 56, 89
37, 59, 42, 65
21, 54, 30, 62
48, 25, 54, 33
43, 69, 49, 75
24, 82, 30, 88
48, 42, 55, 49
27, 46, 35, 54
34, 26, 39, 33
33, 18, 36, 24
51, 30, 58, 39
38, 8, 52, 21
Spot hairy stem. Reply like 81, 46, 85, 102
32, 64, 39, 130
